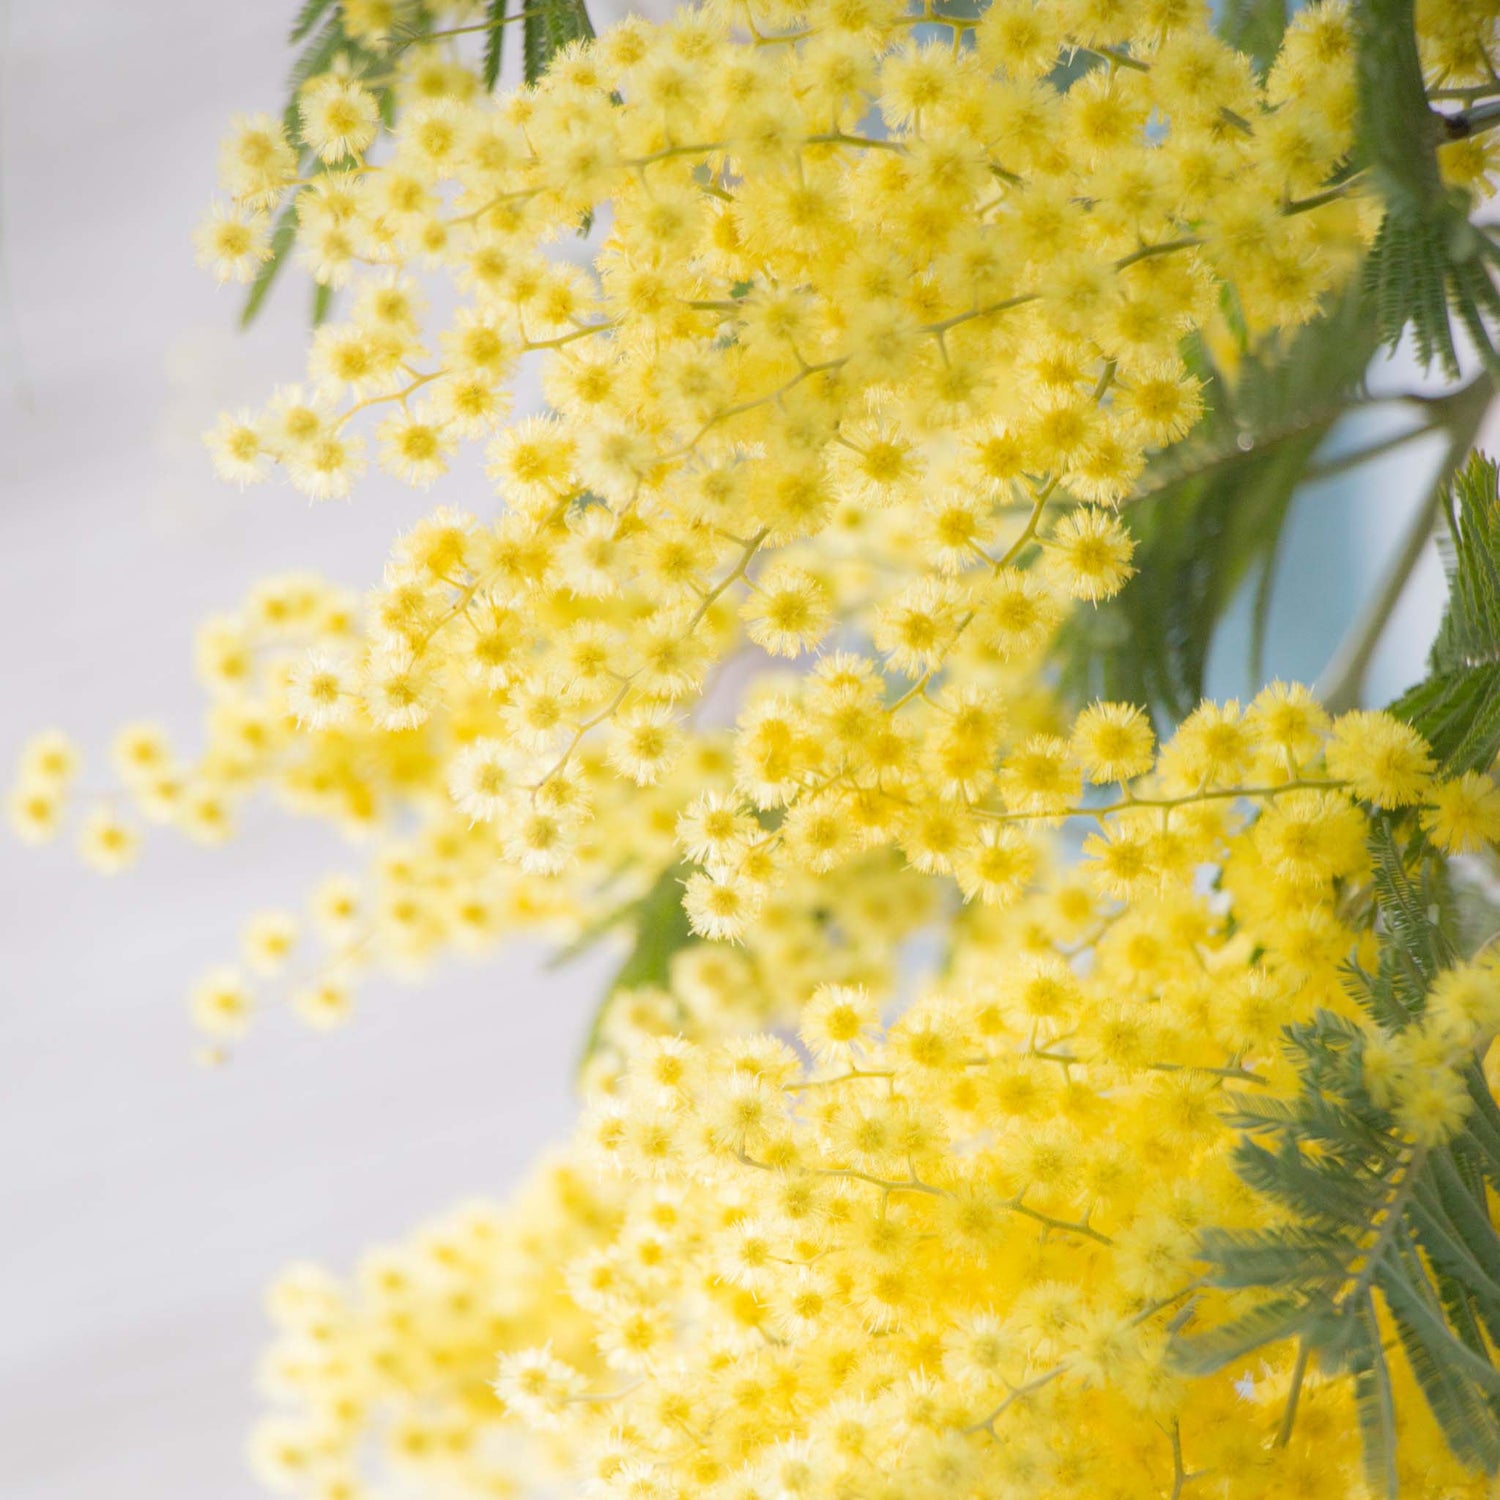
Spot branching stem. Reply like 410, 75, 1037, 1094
1275, 1340, 1309, 1448
1317, 376, 1493, 712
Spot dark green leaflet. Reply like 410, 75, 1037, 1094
1391, 454, 1500, 772
1174, 823, 1500, 1493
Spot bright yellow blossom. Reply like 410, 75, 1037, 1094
10, 0, 1500, 1496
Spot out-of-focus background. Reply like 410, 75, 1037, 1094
0, 4, 1474, 1497
0, 6, 621, 1496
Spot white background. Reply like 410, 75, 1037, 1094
0, 4, 1467, 1497
0, 6, 614, 1496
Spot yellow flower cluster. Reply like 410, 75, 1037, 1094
6, 0, 1498, 1040
184, 0, 1397, 1006
9, 0, 1500, 1492
9, 589, 1495, 1048
7, 0, 1437, 1034
249, 795, 1500, 1500
251, 1158, 625, 1499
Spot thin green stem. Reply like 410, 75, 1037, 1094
1007, 1193, 1112, 1245
965, 1366, 1065, 1437
1284, 172, 1367, 215
966, 777, 1345, 828
388, 8, 550, 51
1317, 378, 1493, 712
1115, 236, 1202, 269
1275, 1341, 1309, 1448
1298, 421, 1437, 485
1430, 83, 1500, 103
1168, 1419, 1190, 1500
1451, 98, 1500, 137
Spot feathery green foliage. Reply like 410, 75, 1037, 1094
240, 198, 302, 329
1392, 453, 1500, 772
482, 0, 510, 88
289, 0, 337, 44
1364, 211, 1500, 381
1355, 0, 1500, 376
249, 0, 599, 323
524, 0, 596, 85
1218, 0, 1289, 74
243, 5, 429, 327
574, 861, 694, 1075
1059, 0, 1500, 725
1175, 825, 1500, 1494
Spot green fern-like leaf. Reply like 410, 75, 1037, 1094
312, 279, 335, 327
523, 0, 595, 85
1341, 1309, 1399, 1497
1364, 208, 1500, 380
1430, 454, 1500, 670
1368, 815, 1447, 984
1392, 453, 1500, 773
1354, 0, 1500, 375
1195, 1225, 1352, 1289
284, 13, 349, 146
1172, 1294, 1314, 1375
240, 198, 301, 328
573, 860, 694, 1076
1173, 843, 1500, 1493
482, 0, 509, 89
289, 0, 336, 44
1383, 1251, 1500, 1473
246, 4, 444, 325
1216, 0, 1289, 73
1395, 665, 1500, 776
